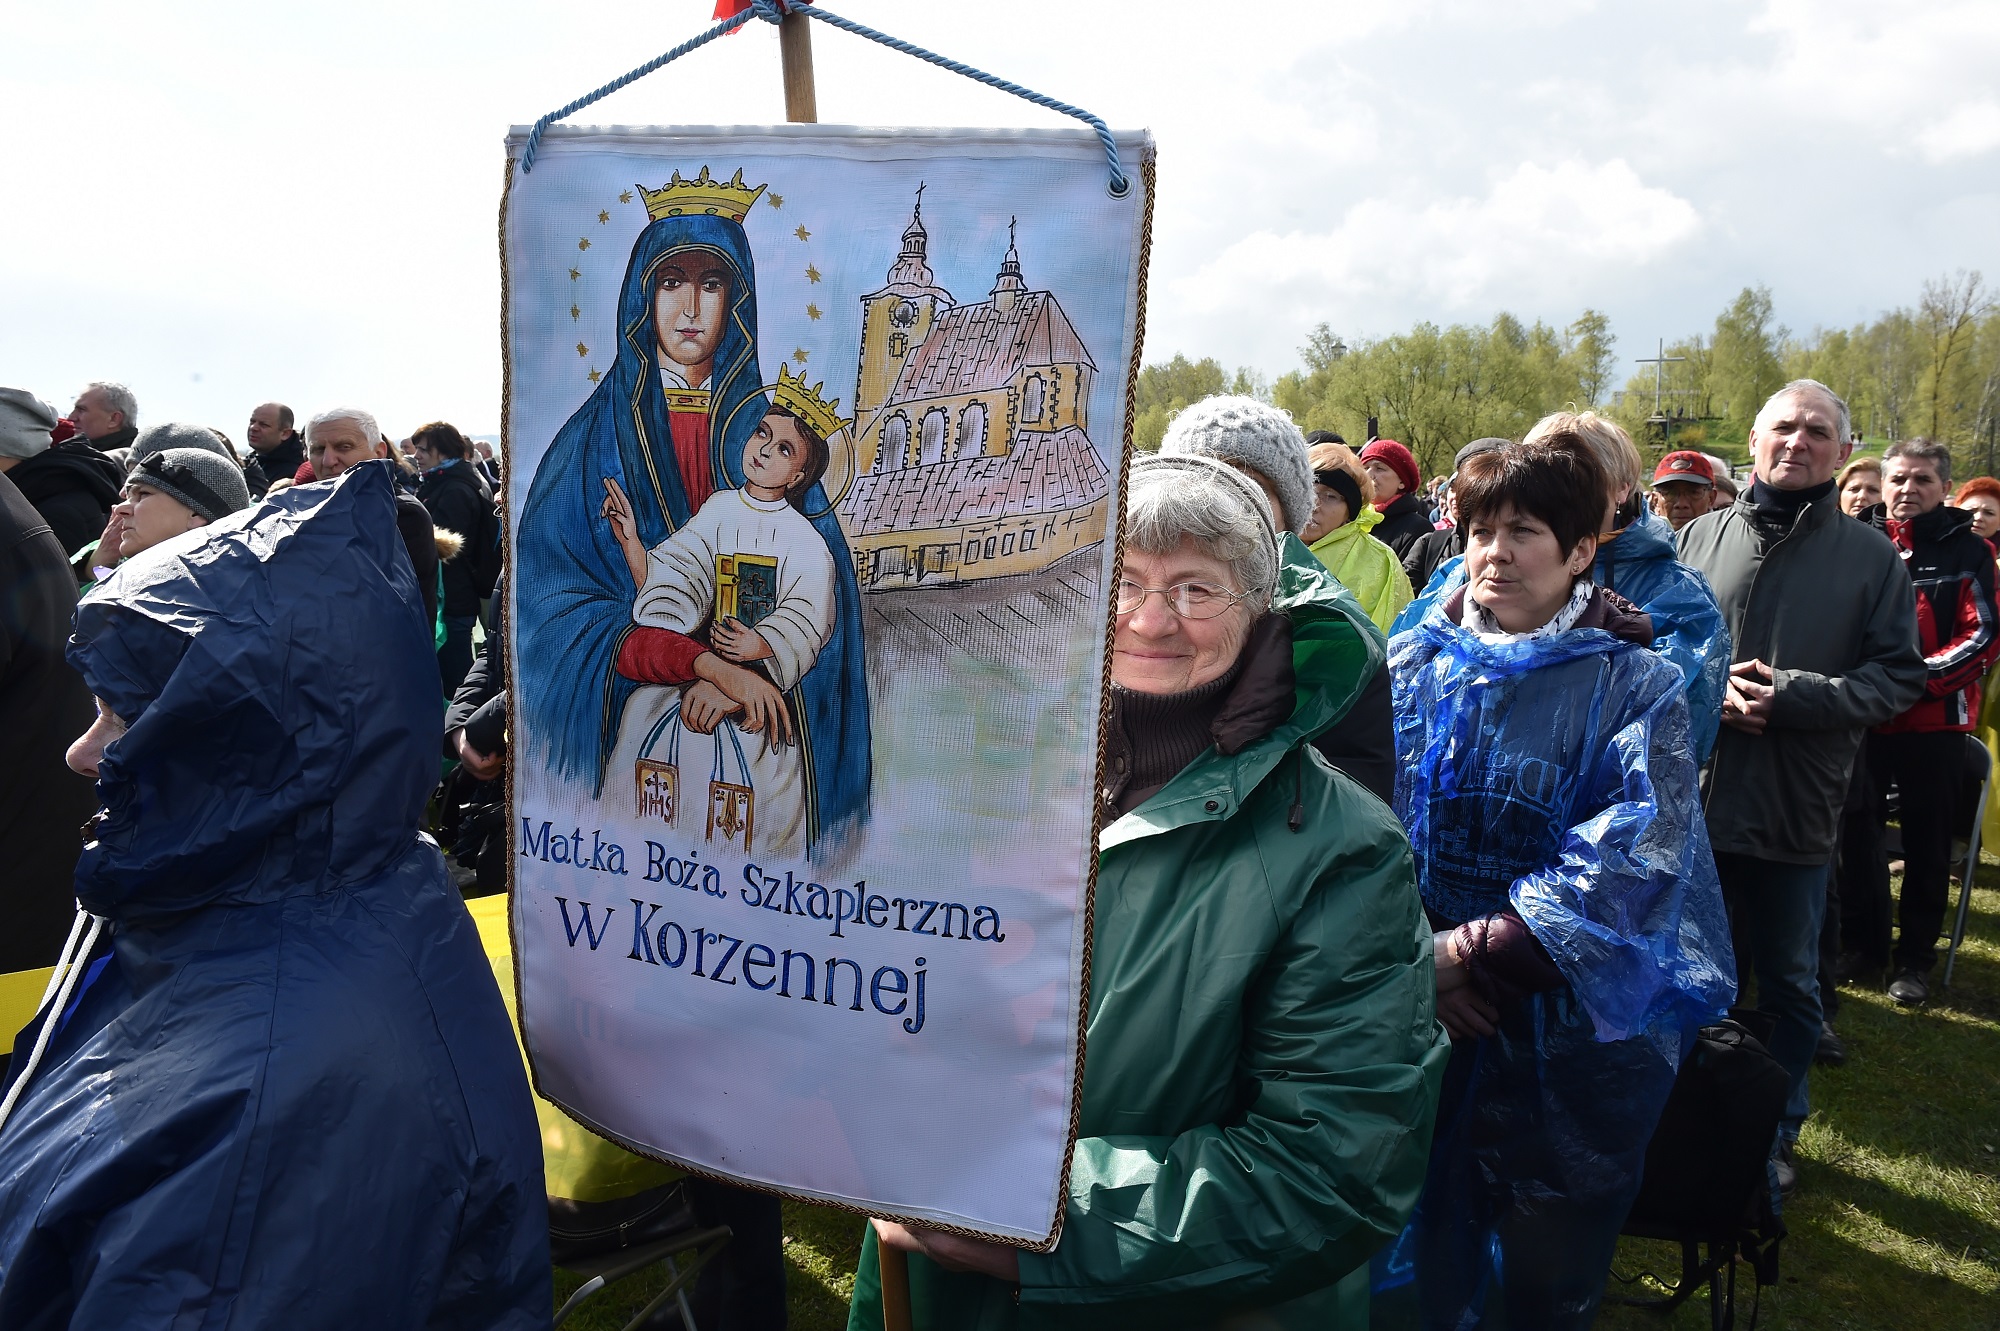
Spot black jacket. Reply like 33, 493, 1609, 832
394, 492, 440, 629
1401, 525, 1463, 598
243, 432, 306, 499
7, 440, 124, 564
0, 473, 99, 970
446, 616, 508, 760
417, 462, 496, 618
1372, 493, 1434, 559
1311, 659, 1396, 805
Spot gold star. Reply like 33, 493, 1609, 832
768, 193, 784, 209
570, 304, 580, 320
805, 304, 822, 321
587, 367, 602, 383
793, 347, 809, 363
598, 210, 610, 224
578, 237, 591, 251
576, 342, 589, 357
569, 267, 581, 280
618, 190, 633, 204
794, 224, 811, 242
805, 264, 822, 284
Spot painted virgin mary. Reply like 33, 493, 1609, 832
515, 169, 871, 856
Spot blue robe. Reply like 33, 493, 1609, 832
0, 463, 548, 1329
515, 211, 871, 857
1387, 598, 1735, 1327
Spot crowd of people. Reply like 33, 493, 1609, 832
0, 367, 1988, 1329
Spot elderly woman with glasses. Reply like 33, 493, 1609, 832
853, 452, 1448, 1330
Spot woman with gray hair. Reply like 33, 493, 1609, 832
856, 452, 1447, 1330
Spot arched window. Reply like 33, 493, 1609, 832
1023, 374, 1046, 422
955, 401, 989, 458
879, 414, 910, 471
919, 409, 949, 465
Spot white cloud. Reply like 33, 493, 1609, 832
1918, 101, 2000, 162
1173, 160, 1700, 322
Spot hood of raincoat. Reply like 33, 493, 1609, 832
69, 460, 437, 920
1112, 533, 1385, 836
1307, 510, 1413, 634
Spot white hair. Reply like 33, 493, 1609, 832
307, 406, 383, 445
1759, 379, 1851, 444
84, 381, 138, 429
1125, 455, 1279, 607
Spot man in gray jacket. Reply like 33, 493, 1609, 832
1677, 380, 1924, 1192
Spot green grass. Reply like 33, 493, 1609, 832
554, 873, 2000, 1331
1600, 872, 2000, 1331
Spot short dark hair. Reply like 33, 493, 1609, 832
1305, 429, 1347, 447
1453, 433, 1609, 559
411, 420, 470, 461
1884, 436, 1952, 488
762, 405, 830, 511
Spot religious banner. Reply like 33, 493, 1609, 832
502, 124, 1153, 1244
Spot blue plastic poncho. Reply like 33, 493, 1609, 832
514, 209, 870, 855
1386, 593, 1734, 1327
1390, 510, 1730, 762
0, 463, 550, 1329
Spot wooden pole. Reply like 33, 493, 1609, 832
780, 10, 818, 123
876, 1236, 914, 1331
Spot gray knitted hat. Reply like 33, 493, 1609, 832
0, 388, 57, 461
128, 422, 237, 473
132, 447, 252, 523
1158, 395, 1314, 535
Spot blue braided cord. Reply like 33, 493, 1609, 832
520, 0, 1129, 193
782, 2, 1128, 193
520, 7, 759, 173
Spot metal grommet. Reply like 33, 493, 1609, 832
1107, 175, 1131, 199
1204, 799, 1220, 812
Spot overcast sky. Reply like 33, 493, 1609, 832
6, 0, 1996, 436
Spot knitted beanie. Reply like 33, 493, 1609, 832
1358, 438, 1421, 504
128, 421, 238, 473
132, 447, 252, 523
1158, 395, 1314, 535
0, 388, 57, 461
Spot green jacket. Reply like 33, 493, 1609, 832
850, 545, 1448, 1330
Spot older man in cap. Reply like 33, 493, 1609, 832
1651, 450, 1719, 531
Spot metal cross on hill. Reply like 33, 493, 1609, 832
1635, 338, 1687, 421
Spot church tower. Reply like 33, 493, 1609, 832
856, 185, 953, 473
990, 218, 1026, 315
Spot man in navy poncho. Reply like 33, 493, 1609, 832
0, 462, 550, 1328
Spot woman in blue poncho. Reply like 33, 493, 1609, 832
1388, 434, 1734, 1329
514, 169, 870, 856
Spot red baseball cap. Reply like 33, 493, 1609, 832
1652, 451, 1715, 487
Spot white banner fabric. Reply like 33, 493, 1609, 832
501, 124, 1152, 1244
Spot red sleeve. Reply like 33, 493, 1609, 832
1925, 559, 2000, 698
616, 627, 706, 684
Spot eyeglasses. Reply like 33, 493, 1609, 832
1115, 579, 1246, 619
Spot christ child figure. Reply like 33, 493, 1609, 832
601, 399, 839, 857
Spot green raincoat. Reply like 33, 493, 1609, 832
1306, 504, 1414, 633
849, 542, 1449, 1330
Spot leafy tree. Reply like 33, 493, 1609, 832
1710, 286, 1787, 428
1565, 310, 1618, 406
1130, 354, 1266, 450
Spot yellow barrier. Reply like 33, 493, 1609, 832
465, 893, 682, 1202
0, 967, 55, 1057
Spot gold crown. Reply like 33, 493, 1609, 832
772, 364, 850, 443
639, 167, 767, 223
